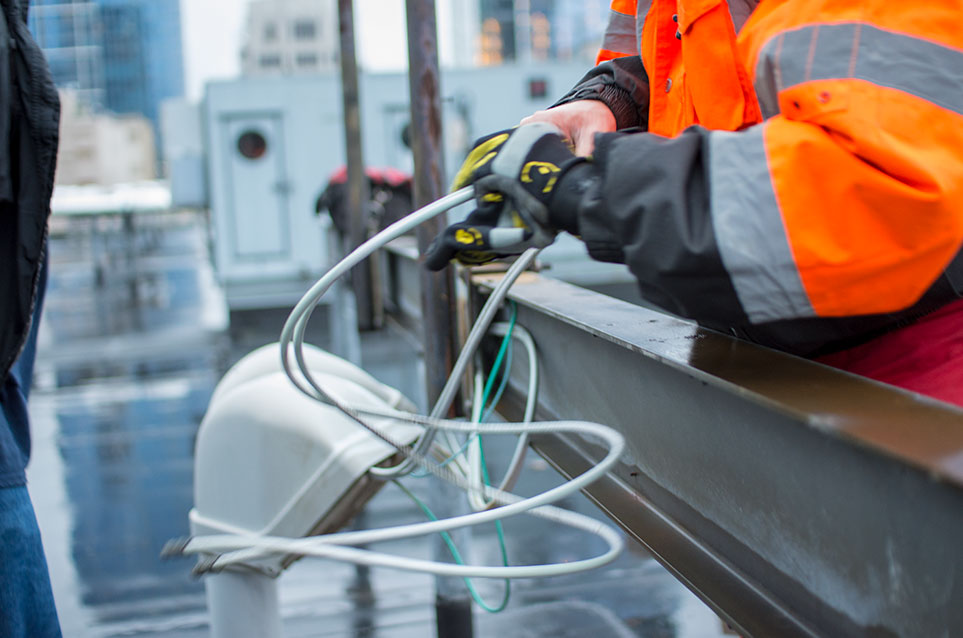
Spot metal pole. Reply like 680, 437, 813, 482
338, 0, 375, 331
205, 572, 282, 638
405, 2, 475, 637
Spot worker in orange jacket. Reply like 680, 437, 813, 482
425, 0, 963, 406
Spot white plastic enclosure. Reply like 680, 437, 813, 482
190, 346, 420, 576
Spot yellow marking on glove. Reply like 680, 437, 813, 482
520, 161, 560, 193
482, 193, 504, 203
457, 250, 495, 265
451, 133, 510, 190
511, 211, 528, 228
455, 227, 483, 245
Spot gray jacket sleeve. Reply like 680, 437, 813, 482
552, 57, 650, 131
573, 127, 750, 328
567, 127, 951, 358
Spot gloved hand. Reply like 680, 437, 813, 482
424, 123, 585, 271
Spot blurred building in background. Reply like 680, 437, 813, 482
29, 0, 185, 175
98, 0, 185, 138
55, 89, 157, 185
550, 0, 610, 61
437, 0, 480, 69
241, 0, 339, 76
28, 1, 105, 107
478, 0, 608, 65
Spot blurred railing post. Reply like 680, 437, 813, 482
405, 1, 476, 637
338, 0, 375, 330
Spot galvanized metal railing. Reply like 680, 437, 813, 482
383, 245, 963, 638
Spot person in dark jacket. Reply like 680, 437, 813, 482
315, 165, 414, 241
0, 1, 63, 636
425, 0, 963, 407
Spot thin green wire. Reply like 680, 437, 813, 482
411, 301, 517, 477
466, 300, 517, 610
482, 339, 512, 423
409, 427, 474, 478
393, 480, 511, 613
479, 301, 518, 416
399, 302, 518, 612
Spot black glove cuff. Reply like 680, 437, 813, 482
548, 162, 600, 236
553, 81, 641, 131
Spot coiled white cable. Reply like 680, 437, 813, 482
467, 322, 538, 511
170, 186, 628, 580
176, 418, 624, 578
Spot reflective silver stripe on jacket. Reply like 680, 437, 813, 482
708, 125, 816, 323
600, 5, 644, 55
635, 2, 651, 53
754, 22, 963, 119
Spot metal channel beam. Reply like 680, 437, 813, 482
472, 272, 963, 638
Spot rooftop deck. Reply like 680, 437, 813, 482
30, 210, 728, 637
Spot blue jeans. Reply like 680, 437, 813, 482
0, 259, 61, 638
0, 486, 62, 638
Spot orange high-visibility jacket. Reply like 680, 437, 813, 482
562, 0, 963, 355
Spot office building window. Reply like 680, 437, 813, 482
264, 22, 278, 42
293, 19, 316, 40
259, 54, 281, 68
296, 53, 317, 67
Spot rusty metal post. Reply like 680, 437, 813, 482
405, 2, 475, 637
338, 0, 375, 331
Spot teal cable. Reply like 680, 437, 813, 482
476, 437, 511, 600
482, 338, 512, 423
479, 302, 518, 417
466, 302, 517, 609
409, 427, 475, 478
394, 480, 511, 613
405, 303, 519, 609
413, 301, 518, 476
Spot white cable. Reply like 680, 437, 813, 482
479, 323, 538, 507
278, 187, 479, 476
182, 502, 622, 578
198, 417, 622, 547
279, 196, 540, 478
177, 415, 625, 578
279, 187, 471, 401
467, 372, 488, 510
174, 186, 628, 581
467, 322, 538, 511
369, 247, 540, 477
178, 416, 624, 578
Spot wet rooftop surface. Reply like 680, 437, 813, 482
28, 211, 729, 637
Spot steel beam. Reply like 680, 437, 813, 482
472, 272, 963, 638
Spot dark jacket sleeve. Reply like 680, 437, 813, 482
566, 127, 963, 358
575, 127, 750, 329
551, 57, 650, 131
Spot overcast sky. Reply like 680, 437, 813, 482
181, 0, 409, 100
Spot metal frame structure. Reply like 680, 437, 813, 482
466, 271, 963, 638
381, 238, 963, 637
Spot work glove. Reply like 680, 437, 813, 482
424, 123, 585, 271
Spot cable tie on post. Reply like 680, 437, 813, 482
160, 537, 192, 558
